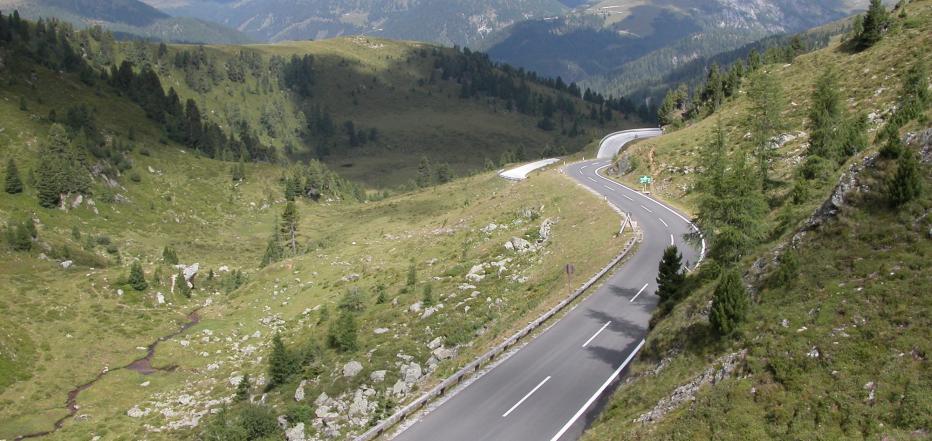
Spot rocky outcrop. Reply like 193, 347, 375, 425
343, 361, 363, 378
636, 350, 747, 424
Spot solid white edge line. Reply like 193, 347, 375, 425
502, 376, 552, 418
630, 283, 649, 303
549, 339, 647, 441
658, 217, 669, 228
582, 321, 612, 348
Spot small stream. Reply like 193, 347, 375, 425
14, 309, 202, 440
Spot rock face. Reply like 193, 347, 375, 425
402, 362, 422, 384
295, 379, 307, 402
343, 361, 363, 378
538, 218, 554, 243
183, 263, 199, 282
156, 292, 165, 305
509, 237, 534, 253
285, 423, 306, 441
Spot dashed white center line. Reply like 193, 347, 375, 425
587, 177, 597, 183
658, 218, 669, 228
581, 321, 611, 348
640, 205, 653, 213
670, 234, 675, 246
622, 194, 633, 201
603, 185, 614, 192
630, 283, 649, 303
502, 376, 552, 418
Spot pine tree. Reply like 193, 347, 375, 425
280, 201, 299, 255
859, 0, 889, 49
4, 158, 23, 194
656, 246, 685, 306
406, 260, 417, 288
129, 261, 148, 291
260, 217, 283, 267
6, 219, 33, 251
422, 283, 434, 307
268, 335, 292, 388
807, 68, 844, 163
416, 156, 433, 188
19, 96, 26, 111
375, 284, 387, 304
887, 149, 923, 207
435, 163, 453, 184
235, 373, 251, 402
176, 268, 191, 297
747, 71, 786, 186
34, 124, 89, 208
327, 310, 358, 352
709, 269, 749, 337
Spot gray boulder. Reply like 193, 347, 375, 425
343, 360, 363, 378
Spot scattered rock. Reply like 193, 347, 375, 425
508, 237, 534, 253
341, 273, 360, 282
432, 347, 455, 360
127, 405, 149, 418
370, 370, 386, 383
343, 361, 363, 378
806, 347, 820, 358
373, 327, 389, 334
402, 362, 422, 384
60, 260, 73, 269
295, 380, 307, 402
285, 422, 306, 441
409, 302, 422, 313
538, 218, 554, 243
156, 292, 165, 305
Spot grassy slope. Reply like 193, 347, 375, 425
583, 2, 932, 440
145, 37, 639, 188
0, 47, 631, 439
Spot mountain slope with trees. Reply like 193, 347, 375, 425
0, 0, 252, 43
0, 10, 633, 441
584, 1, 931, 438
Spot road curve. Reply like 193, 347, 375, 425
597, 128, 662, 159
389, 149, 699, 441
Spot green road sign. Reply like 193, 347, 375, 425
639, 175, 652, 185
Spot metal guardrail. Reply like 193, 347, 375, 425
354, 216, 640, 441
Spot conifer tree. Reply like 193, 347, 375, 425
887, 149, 923, 207
327, 310, 358, 352
176, 268, 191, 297
416, 156, 433, 188
656, 246, 685, 306
280, 201, 299, 255
807, 68, 843, 162
268, 335, 292, 388
747, 71, 786, 186
5, 158, 23, 194
129, 261, 148, 291
709, 269, 749, 337
260, 217, 283, 267
235, 373, 251, 402
375, 284, 387, 304
422, 283, 434, 308
859, 0, 889, 49
406, 259, 417, 287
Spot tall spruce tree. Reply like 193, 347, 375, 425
887, 149, 923, 207
129, 261, 148, 291
5, 158, 23, 194
416, 156, 433, 188
327, 310, 358, 352
709, 269, 749, 337
235, 373, 251, 402
268, 335, 292, 388
859, 0, 889, 49
747, 71, 786, 186
176, 268, 191, 297
656, 246, 685, 306
808, 67, 843, 162
34, 124, 89, 208
280, 201, 299, 255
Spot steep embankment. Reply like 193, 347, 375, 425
584, 1, 931, 439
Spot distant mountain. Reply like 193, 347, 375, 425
482, 0, 868, 98
140, 0, 568, 46
0, 0, 252, 43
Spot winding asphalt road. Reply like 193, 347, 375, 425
390, 131, 701, 441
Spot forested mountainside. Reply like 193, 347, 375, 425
585, 0, 931, 438
0, 9, 632, 441
0, 0, 251, 44
141, 0, 568, 47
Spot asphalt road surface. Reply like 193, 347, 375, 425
597, 128, 662, 159
391, 155, 700, 441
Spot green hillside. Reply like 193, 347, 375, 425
0, 10, 636, 440
583, 1, 931, 439
87, 35, 634, 188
